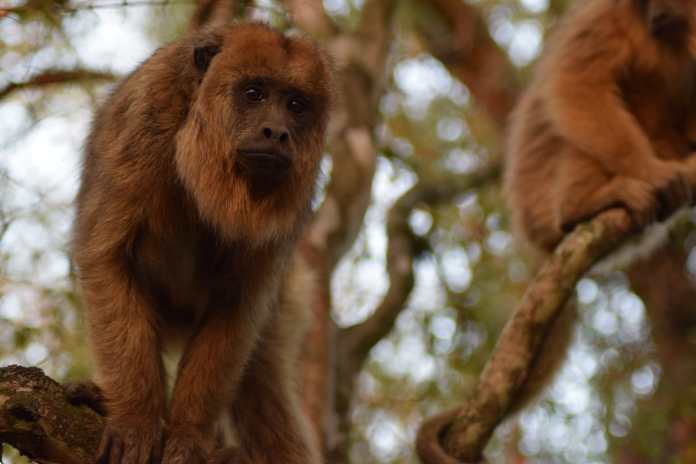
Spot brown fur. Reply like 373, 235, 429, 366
503, 0, 696, 416
73, 22, 331, 464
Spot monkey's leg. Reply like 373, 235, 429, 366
229, 312, 321, 464
80, 263, 166, 464
163, 306, 269, 464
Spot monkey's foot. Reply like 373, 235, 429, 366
96, 419, 164, 464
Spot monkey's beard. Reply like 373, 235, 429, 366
175, 117, 319, 247
235, 150, 293, 198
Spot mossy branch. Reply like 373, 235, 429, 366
416, 209, 637, 463
0, 365, 104, 464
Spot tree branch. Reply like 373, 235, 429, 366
339, 165, 501, 377
416, 0, 519, 129
0, 365, 104, 464
330, 166, 500, 463
287, 1, 398, 459
0, 69, 115, 101
282, 0, 337, 39
416, 208, 639, 463
1, 1, 196, 19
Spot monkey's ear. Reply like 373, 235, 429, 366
194, 44, 220, 73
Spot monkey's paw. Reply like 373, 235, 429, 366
162, 430, 210, 464
645, 162, 692, 220
95, 419, 164, 464
611, 177, 657, 228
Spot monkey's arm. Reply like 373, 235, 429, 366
163, 299, 270, 462
75, 200, 167, 463
79, 257, 167, 463
229, 274, 321, 464
544, 34, 663, 180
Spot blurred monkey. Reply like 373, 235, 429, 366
505, 0, 696, 415
507, 0, 696, 253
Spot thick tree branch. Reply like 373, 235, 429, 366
416, 208, 640, 463
0, 69, 115, 101
0, 365, 104, 464
416, 0, 519, 129
290, 2, 398, 458
308, 0, 399, 271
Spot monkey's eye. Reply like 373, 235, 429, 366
287, 97, 308, 114
244, 86, 265, 102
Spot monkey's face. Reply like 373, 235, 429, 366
232, 77, 315, 194
175, 23, 332, 246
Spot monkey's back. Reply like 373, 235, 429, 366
73, 40, 197, 266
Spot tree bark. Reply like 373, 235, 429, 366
0, 365, 104, 464
282, 0, 399, 459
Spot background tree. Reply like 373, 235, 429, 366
1, 0, 695, 463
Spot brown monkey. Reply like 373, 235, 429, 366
503, 0, 696, 411
73, 22, 331, 464
506, 0, 696, 253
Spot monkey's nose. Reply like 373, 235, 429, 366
262, 126, 290, 144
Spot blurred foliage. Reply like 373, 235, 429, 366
1, 1, 695, 463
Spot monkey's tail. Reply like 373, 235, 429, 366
416, 408, 468, 464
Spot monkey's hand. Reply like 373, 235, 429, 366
96, 418, 165, 464
613, 177, 662, 227
161, 427, 212, 464
613, 171, 691, 228
640, 160, 692, 220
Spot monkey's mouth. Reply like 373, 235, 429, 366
237, 150, 292, 180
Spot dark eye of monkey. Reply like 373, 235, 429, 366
287, 96, 308, 114
244, 86, 265, 102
